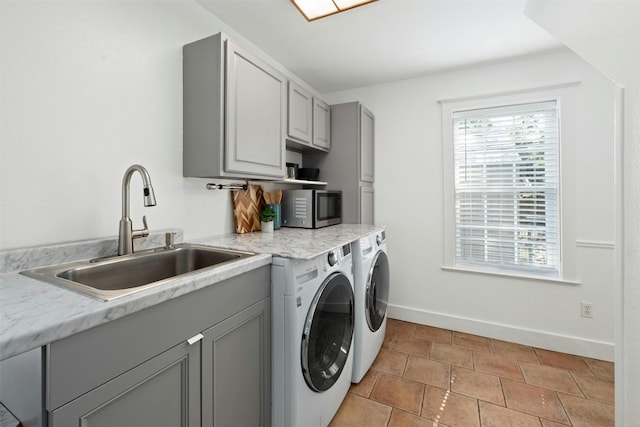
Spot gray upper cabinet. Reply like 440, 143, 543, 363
287, 81, 313, 144
305, 101, 375, 224
360, 105, 375, 183
313, 98, 331, 151
286, 80, 331, 153
183, 33, 286, 179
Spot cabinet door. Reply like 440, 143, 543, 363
360, 186, 374, 225
288, 81, 313, 144
313, 98, 331, 151
50, 341, 200, 427
226, 40, 286, 178
360, 105, 375, 183
202, 298, 271, 427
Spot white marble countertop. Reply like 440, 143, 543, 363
0, 224, 383, 361
193, 224, 383, 259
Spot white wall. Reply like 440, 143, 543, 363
524, 1, 639, 424
325, 48, 618, 361
0, 0, 619, 362
0, 0, 318, 251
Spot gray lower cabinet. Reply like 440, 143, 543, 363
202, 299, 270, 427
45, 266, 271, 427
50, 341, 200, 427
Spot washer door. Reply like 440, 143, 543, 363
301, 272, 354, 392
366, 251, 390, 332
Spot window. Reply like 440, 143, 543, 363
451, 101, 559, 276
440, 83, 582, 281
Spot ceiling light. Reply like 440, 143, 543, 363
291, 0, 377, 22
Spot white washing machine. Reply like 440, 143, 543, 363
352, 230, 390, 383
271, 243, 355, 427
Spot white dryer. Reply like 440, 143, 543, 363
271, 243, 355, 427
352, 230, 390, 383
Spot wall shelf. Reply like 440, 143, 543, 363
268, 178, 327, 186
206, 179, 327, 191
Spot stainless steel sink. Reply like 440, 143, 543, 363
21, 243, 254, 301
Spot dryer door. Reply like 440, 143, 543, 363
301, 272, 354, 392
366, 251, 390, 332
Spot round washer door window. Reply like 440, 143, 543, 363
301, 272, 354, 392
366, 251, 390, 332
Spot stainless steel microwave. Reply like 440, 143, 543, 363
281, 190, 342, 229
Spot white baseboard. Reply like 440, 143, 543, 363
387, 303, 614, 362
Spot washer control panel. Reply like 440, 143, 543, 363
325, 243, 352, 269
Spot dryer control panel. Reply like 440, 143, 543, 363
376, 231, 386, 247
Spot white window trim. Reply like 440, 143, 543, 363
440, 83, 579, 282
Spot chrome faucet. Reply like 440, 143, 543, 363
118, 164, 157, 255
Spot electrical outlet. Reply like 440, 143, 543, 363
581, 302, 594, 318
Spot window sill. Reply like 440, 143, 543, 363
440, 265, 581, 286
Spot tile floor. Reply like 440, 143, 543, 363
330, 319, 614, 427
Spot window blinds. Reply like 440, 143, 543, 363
452, 100, 559, 276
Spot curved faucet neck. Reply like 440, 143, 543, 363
121, 164, 155, 218
118, 164, 156, 256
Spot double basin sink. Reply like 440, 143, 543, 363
22, 243, 254, 301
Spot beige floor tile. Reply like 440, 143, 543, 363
329, 393, 392, 427
452, 332, 492, 353
415, 325, 452, 344
501, 378, 570, 424
334, 320, 615, 427
431, 342, 473, 369
382, 330, 396, 350
478, 401, 543, 427
389, 408, 447, 427
491, 339, 539, 362
422, 385, 480, 427
371, 348, 408, 376
350, 368, 380, 398
370, 373, 425, 415
584, 358, 615, 381
559, 393, 614, 427
450, 366, 504, 405
473, 352, 525, 381
386, 335, 432, 358
535, 348, 591, 373
404, 356, 451, 389
572, 372, 615, 404
386, 318, 417, 337
520, 361, 583, 396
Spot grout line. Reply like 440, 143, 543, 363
516, 359, 527, 384
568, 371, 587, 399
556, 392, 574, 427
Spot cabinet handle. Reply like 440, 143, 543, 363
187, 333, 204, 345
